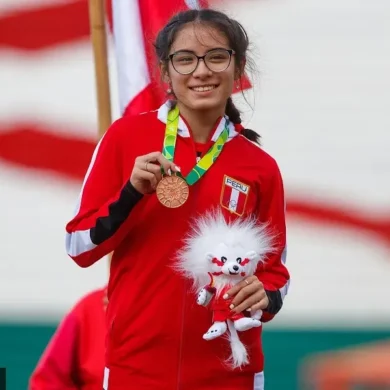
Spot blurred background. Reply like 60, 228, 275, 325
1, 0, 389, 389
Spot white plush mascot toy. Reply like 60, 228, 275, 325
176, 211, 274, 369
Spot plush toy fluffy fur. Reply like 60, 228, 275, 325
175, 210, 275, 369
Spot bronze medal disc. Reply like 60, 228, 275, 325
156, 175, 189, 208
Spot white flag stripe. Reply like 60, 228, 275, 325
185, 0, 201, 9
229, 188, 240, 213
112, 0, 150, 115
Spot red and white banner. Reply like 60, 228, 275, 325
1, 0, 390, 321
0, 0, 388, 239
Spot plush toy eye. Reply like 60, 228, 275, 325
236, 257, 242, 264
221, 256, 227, 263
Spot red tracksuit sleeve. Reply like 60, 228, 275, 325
29, 311, 79, 390
256, 158, 290, 322
65, 118, 143, 267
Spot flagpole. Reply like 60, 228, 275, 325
88, 0, 113, 273
88, 0, 112, 138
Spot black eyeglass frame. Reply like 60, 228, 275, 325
167, 48, 236, 75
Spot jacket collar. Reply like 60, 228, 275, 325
157, 100, 240, 141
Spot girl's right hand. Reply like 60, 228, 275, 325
130, 152, 180, 194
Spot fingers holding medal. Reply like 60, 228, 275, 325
130, 152, 179, 195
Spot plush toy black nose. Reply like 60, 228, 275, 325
232, 265, 239, 271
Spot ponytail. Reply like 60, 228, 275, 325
225, 98, 260, 145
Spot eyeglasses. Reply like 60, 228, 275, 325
168, 48, 235, 75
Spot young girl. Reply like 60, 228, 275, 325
65, 8, 289, 390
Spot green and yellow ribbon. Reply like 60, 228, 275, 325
162, 105, 230, 186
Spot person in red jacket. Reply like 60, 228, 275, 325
65, 8, 290, 390
29, 287, 107, 390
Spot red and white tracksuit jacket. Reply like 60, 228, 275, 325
65, 102, 290, 390
29, 287, 106, 390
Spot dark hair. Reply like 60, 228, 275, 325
154, 9, 261, 145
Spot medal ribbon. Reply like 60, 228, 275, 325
162, 105, 230, 186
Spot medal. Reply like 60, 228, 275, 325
158, 105, 230, 208
156, 175, 189, 208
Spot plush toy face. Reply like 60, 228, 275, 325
206, 243, 259, 278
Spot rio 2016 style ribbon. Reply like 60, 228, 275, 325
156, 105, 230, 208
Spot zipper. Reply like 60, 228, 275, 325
176, 137, 202, 390
177, 197, 200, 390
176, 280, 187, 390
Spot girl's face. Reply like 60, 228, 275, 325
165, 23, 238, 114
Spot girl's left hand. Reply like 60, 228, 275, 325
224, 275, 269, 314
